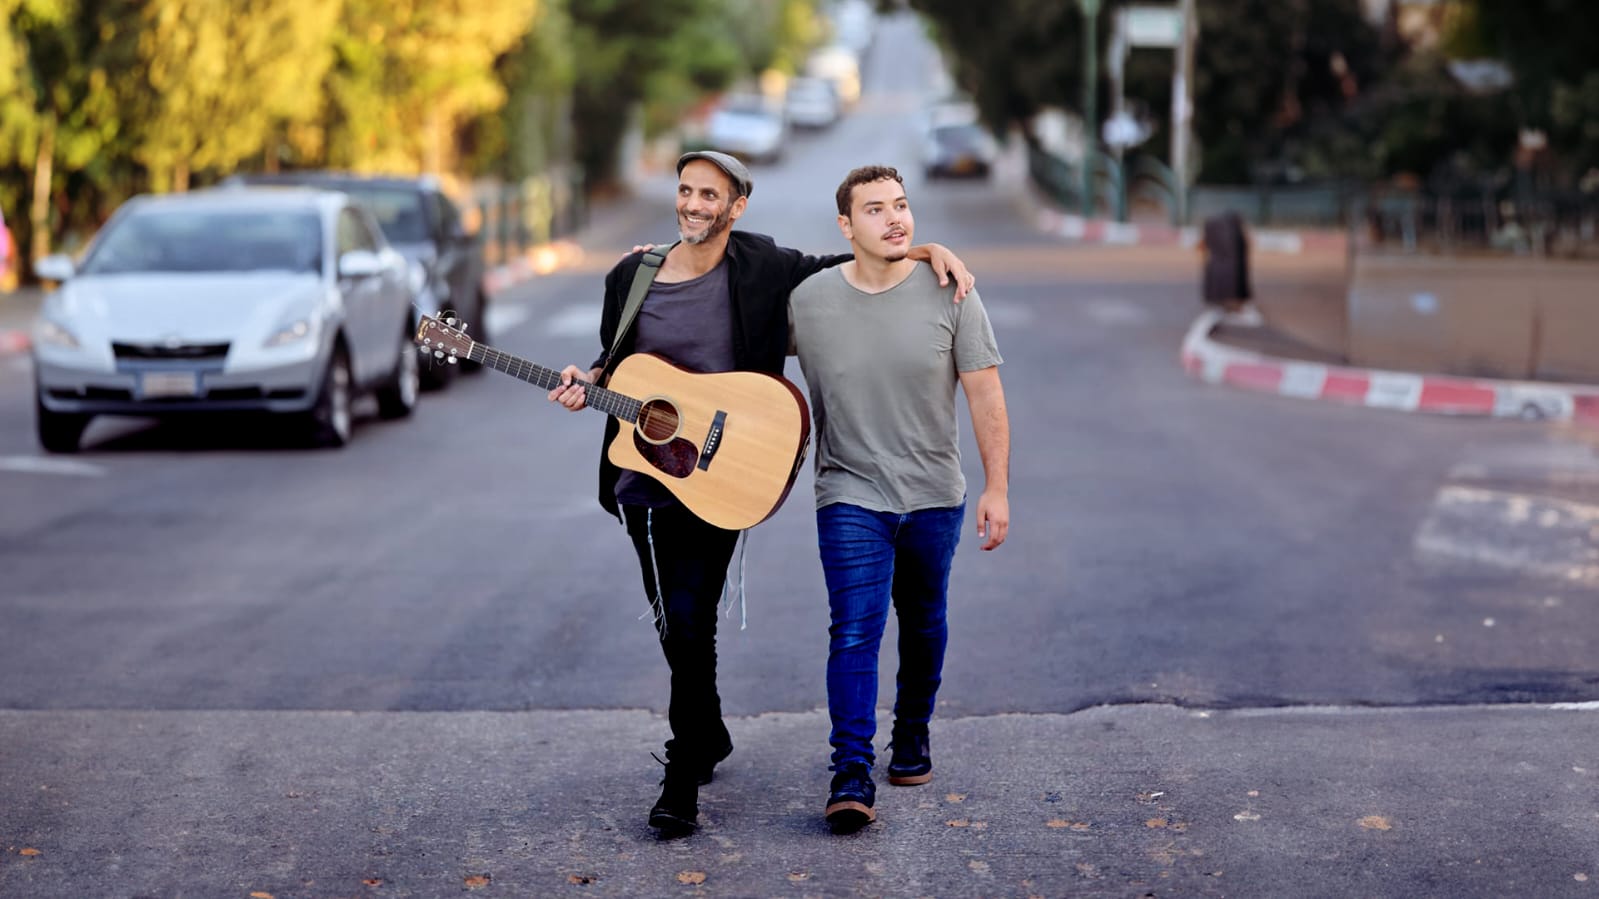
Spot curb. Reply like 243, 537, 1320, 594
0, 328, 28, 356
481, 239, 586, 296
1033, 207, 1347, 255
1181, 308, 1599, 424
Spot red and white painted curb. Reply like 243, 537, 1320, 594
1181, 309, 1599, 424
0, 328, 27, 355
1035, 208, 1347, 255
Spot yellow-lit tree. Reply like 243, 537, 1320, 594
130, 0, 341, 192
324, 0, 541, 175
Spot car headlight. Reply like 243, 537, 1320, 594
36, 318, 80, 349
263, 318, 313, 348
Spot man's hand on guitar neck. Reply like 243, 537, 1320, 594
549, 365, 602, 411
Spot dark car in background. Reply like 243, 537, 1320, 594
226, 172, 486, 388
922, 121, 998, 180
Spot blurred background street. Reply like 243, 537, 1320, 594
2, 1, 1598, 897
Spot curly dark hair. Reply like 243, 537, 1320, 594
835, 165, 904, 216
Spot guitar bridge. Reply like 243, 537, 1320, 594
697, 411, 726, 471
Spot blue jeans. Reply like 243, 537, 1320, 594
817, 501, 965, 772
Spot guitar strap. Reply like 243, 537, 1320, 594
599, 240, 679, 385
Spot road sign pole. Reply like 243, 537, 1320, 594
1080, 0, 1101, 217
1172, 0, 1197, 224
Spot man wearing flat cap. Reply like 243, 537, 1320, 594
548, 150, 974, 836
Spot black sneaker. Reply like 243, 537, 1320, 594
886, 728, 932, 786
648, 766, 699, 836
824, 764, 876, 834
697, 735, 734, 786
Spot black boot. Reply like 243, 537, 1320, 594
886, 725, 932, 786
824, 764, 876, 834
696, 732, 734, 786
649, 764, 699, 835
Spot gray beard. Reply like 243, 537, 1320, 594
680, 207, 732, 245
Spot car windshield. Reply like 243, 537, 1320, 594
341, 187, 430, 243
933, 124, 988, 150
80, 208, 323, 276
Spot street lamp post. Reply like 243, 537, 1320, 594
1080, 0, 1101, 217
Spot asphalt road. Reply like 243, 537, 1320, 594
3, 12, 1598, 899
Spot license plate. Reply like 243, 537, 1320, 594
142, 371, 199, 398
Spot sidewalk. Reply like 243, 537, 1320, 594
1014, 181, 1599, 426
3, 703, 1597, 897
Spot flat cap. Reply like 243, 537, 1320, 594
677, 150, 753, 198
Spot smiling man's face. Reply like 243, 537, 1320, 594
676, 160, 744, 246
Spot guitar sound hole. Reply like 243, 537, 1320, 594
637, 399, 680, 444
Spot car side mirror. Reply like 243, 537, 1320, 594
337, 249, 384, 278
34, 253, 75, 282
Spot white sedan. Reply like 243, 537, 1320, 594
31, 187, 421, 452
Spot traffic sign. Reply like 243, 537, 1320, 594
1125, 5, 1182, 47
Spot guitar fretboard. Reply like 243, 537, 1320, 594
470, 344, 640, 423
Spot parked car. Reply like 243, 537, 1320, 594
784, 76, 841, 130
923, 121, 999, 180
703, 94, 788, 164
226, 171, 485, 388
31, 187, 420, 452
806, 45, 862, 108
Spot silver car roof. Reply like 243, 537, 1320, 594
119, 187, 350, 216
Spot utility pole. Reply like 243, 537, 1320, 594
1080, 0, 1101, 216
1172, 0, 1198, 223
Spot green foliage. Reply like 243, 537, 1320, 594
475, 1, 578, 180
566, 0, 805, 190
323, 0, 541, 174
0, 0, 826, 259
130, 0, 341, 191
1451, 0, 1599, 176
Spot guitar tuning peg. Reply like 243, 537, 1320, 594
447, 354, 458, 364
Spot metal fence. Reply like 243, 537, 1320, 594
1028, 143, 1599, 259
1356, 188, 1599, 259
469, 168, 588, 266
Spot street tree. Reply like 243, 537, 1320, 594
324, 0, 541, 176
0, 0, 131, 263
129, 0, 340, 192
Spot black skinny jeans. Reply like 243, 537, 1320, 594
622, 501, 740, 768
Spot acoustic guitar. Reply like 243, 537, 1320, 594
415, 314, 810, 530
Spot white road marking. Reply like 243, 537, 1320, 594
1078, 298, 1148, 327
545, 306, 602, 339
485, 303, 533, 338
1448, 443, 1599, 486
0, 456, 107, 477
1415, 486, 1599, 586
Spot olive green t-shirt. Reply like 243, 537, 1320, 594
790, 262, 1002, 514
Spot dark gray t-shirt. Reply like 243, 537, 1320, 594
615, 259, 735, 507
790, 263, 1002, 514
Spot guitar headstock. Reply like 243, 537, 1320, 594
415, 313, 474, 364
